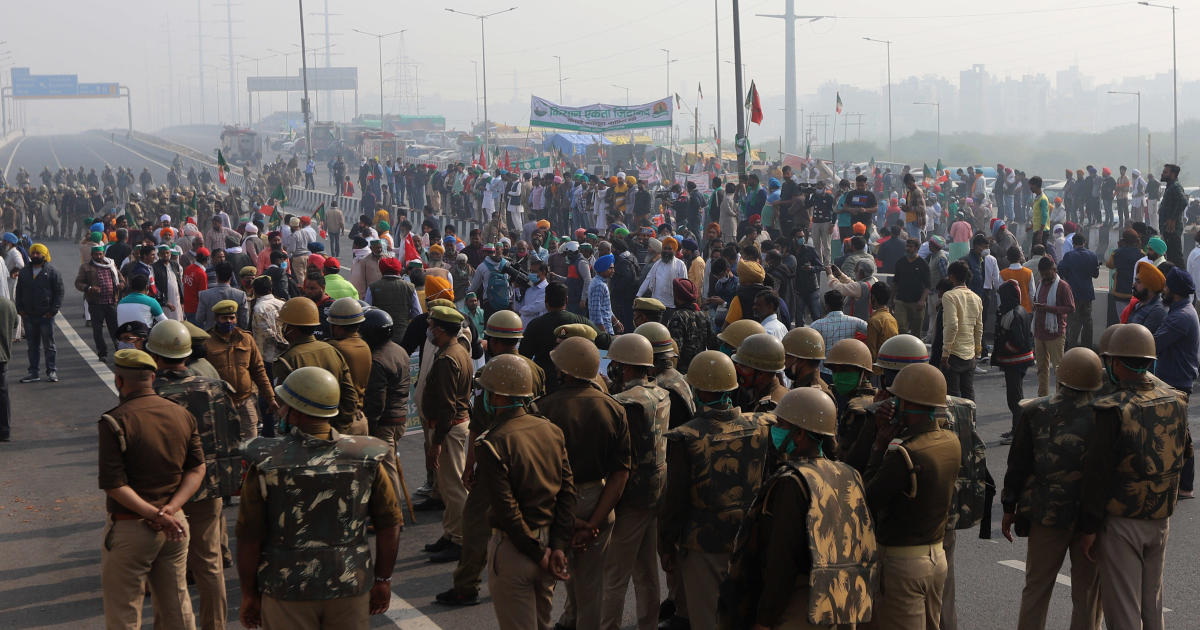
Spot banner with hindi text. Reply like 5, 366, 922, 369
529, 95, 673, 133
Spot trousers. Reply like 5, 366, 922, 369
453, 480, 491, 595
1097, 516, 1169, 630
600, 507, 659, 630
488, 533, 556, 630
680, 550, 729, 630
236, 397, 260, 440
1034, 337, 1065, 397
875, 544, 947, 630
940, 529, 957, 630
559, 481, 615, 630
812, 222, 833, 266
261, 592, 369, 630
437, 422, 469, 542
895, 300, 925, 337
89, 302, 119, 358
182, 498, 227, 630
1016, 523, 1101, 630
942, 355, 975, 402
23, 315, 56, 375
371, 423, 406, 526
1066, 299, 1093, 349
101, 513, 195, 630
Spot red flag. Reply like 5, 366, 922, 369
503, 150, 510, 170
259, 203, 274, 217
479, 147, 487, 168
402, 233, 422, 265
747, 81, 763, 125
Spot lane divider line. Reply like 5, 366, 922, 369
53, 312, 117, 396
2, 136, 24, 181
996, 559, 1172, 612
384, 592, 443, 629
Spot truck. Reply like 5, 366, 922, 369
359, 131, 408, 162
220, 126, 260, 165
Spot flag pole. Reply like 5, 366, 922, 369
732, 0, 747, 181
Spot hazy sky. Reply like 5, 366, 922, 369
5, 0, 1195, 133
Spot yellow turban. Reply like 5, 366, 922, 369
424, 274, 454, 302
30, 243, 50, 262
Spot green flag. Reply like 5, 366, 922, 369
216, 150, 229, 184
923, 163, 933, 178
270, 184, 287, 205
311, 202, 325, 222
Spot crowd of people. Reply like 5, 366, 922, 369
0, 149, 1193, 630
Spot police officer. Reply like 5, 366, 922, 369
719, 388, 879, 629
660, 350, 772, 630
536, 335, 632, 630
715, 318, 765, 355
1079, 323, 1188, 630
360, 308, 409, 515
236, 366, 402, 630
421, 305, 475, 564
326, 297, 373, 416
601, 333, 671, 630
183, 320, 222, 380
862, 333, 987, 630
274, 297, 362, 434
1001, 347, 1104, 630
149, 321, 241, 630
824, 339, 877, 459
553, 323, 610, 393
474, 354, 576, 630
206, 298, 276, 439
437, 310, 545, 606
634, 322, 696, 430
632, 296, 666, 327
733, 333, 789, 412
863, 363, 961, 630
782, 326, 832, 397
98, 349, 206, 630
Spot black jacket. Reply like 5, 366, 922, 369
16, 263, 64, 317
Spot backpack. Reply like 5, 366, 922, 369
484, 258, 511, 308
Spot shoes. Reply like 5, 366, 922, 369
428, 542, 462, 564
413, 498, 445, 512
974, 366, 988, 375
47, 371, 58, 383
435, 588, 480, 606
659, 599, 676, 623
19, 374, 39, 383
423, 536, 451, 553
415, 483, 433, 497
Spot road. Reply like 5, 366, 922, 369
0, 132, 1198, 629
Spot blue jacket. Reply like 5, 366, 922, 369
1153, 298, 1199, 392
1058, 247, 1099, 302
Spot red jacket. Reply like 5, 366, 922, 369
183, 263, 208, 314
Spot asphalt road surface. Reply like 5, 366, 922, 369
0, 133, 1197, 629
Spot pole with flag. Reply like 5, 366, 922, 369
732, 0, 747, 178
833, 92, 841, 167
217, 150, 229, 185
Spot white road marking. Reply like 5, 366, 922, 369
997, 559, 1172, 612
48, 137, 62, 169
383, 592, 443, 628
2, 136, 24, 181
53, 312, 117, 396
107, 136, 172, 170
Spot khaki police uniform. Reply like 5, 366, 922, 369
476, 408, 577, 630
535, 378, 632, 630
275, 334, 362, 434
422, 307, 475, 545
98, 350, 205, 630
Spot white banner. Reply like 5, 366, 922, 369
529, 95, 673, 133
674, 173, 711, 195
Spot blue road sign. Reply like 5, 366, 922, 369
10, 67, 119, 99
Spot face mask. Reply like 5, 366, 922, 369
770, 425, 797, 456
30, 257, 44, 265
694, 391, 732, 409
831, 371, 860, 395
528, 273, 539, 284
216, 322, 236, 334
116, 341, 137, 350
280, 261, 288, 270
276, 410, 292, 435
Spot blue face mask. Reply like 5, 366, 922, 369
528, 273, 539, 284
770, 425, 796, 455
216, 322, 236, 334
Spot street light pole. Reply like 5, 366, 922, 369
864, 37, 893, 161
714, 0, 723, 169
352, 28, 405, 130
553, 55, 563, 102
298, 0, 312, 161
1138, 2, 1177, 164
446, 7, 518, 170
611, 84, 630, 106
914, 100, 940, 162
732, 0, 747, 179
1108, 90, 1142, 172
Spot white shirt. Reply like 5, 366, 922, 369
519, 279, 549, 326
982, 254, 1002, 290
637, 256, 689, 305
761, 313, 788, 340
